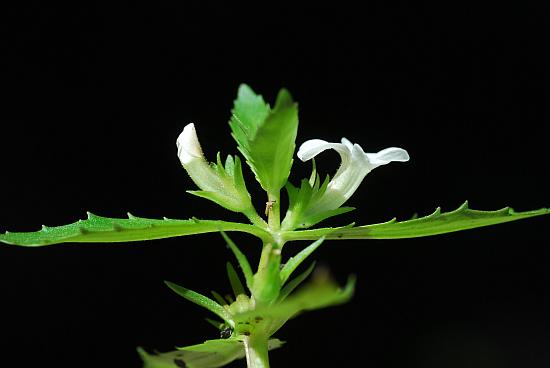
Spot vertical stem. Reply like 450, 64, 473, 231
247, 191, 282, 367
244, 332, 270, 368
267, 192, 280, 231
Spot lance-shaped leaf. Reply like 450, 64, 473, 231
282, 202, 550, 241
226, 262, 246, 297
0, 214, 272, 246
138, 338, 284, 368
164, 281, 234, 326
221, 232, 254, 291
278, 262, 316, 302
279, 237, 325, 285
229, 84, 299, 193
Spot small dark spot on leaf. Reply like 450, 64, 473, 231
174, 358, 186, 367
243, 331, 250, 336
255, 316, 263, 323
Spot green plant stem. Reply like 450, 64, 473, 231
244, 332, 270, 368
267, 192, 280, 231
247, 191, 282, 367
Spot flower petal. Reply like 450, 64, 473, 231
177, 123, 204, 165
366, 147, 410, 166
297, 139, 347, 162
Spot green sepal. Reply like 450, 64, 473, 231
221, 232, 254, 291
279, 237, 325, 285
186, 153, 255, 216
0, 214, 272, 246
229, 84, 299, 193
283, 202, 550, 241
226, 262, 246, 297
282, 177, 354, 230
164, 281, 234, 327
137, 338, 284, 368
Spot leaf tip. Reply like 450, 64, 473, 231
458, 200, 469, 211
429, 207, 442, 217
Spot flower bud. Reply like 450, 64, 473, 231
177, 123, 254, 214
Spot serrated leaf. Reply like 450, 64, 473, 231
164, 281, 234, 326
138, 338, 284, 368
221, 232, 254, 291
229, 84, 271, 142
230, 85, 298, 193
279, 237, 325, 285
0, 214, 272, 246
282, 202, 550, 241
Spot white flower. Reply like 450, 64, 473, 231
176, 123, 253, 213
297, 138, 409, 214
177, 123, 225, 193
177, 123, 204, 165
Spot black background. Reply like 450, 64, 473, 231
1, 2, 549, 367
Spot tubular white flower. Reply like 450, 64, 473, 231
297, 137, 409, 213
176, 123, 253, 214
177, 123, 204, 165
177, 123, 225, 193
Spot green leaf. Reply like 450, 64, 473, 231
221, 232, 254, 291
283, 202, 550, 241
278, 262, 316, 302
0, 213, 272, 246
229, 84, 299, 193
210, 291, 228, 306
279, 237, 325, 285
235, 274, 355, 335
138, 338, 284, 368
164, 281, 234, 326
138, 339, 244, 368
230, 84, 270, 142
226, 262, 246, 297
